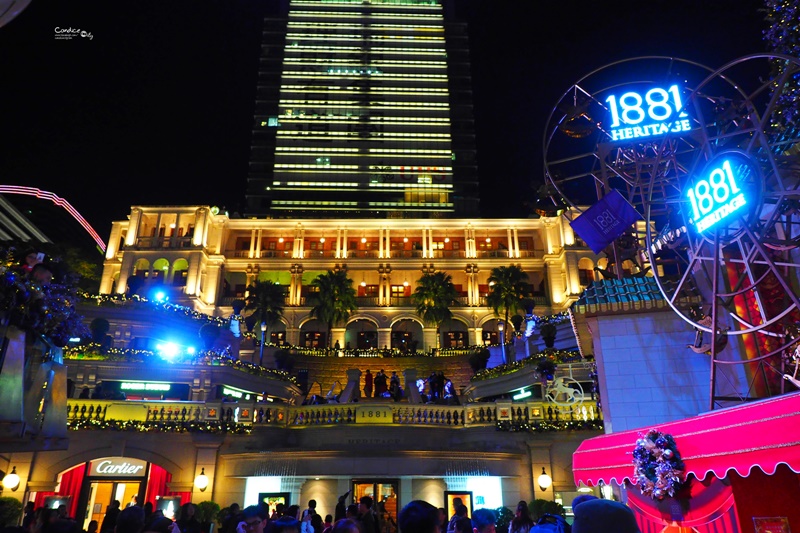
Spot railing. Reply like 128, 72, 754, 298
134, 237, 194, 249
66, 398, 601, 429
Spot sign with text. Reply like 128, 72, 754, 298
355, 405, 393, 424
89, 457, 148, 477
570, 190, 643, 254
606, 84, 691, 142
686, 151, 759, 238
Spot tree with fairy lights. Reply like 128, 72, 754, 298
764, 0, 800, 130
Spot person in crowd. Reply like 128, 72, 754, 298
437, 509, 447, 533
428, 372, 439, 400
116, 506, 146, 533
454, 518, 472, 533
220, 504, 241, 533
299, 513, 313, 533
310, 515, 323, 533
56, 505, 69, 520
301, 501, 317, 521
373, 371, 387, 397
85, 521, 99, 533
363, 370, 373, 398
471, 509, 495, 533
389, 372, 402, 401
285, 507, 301, 522
237, 506, 266, 533
344, 506, 360, 533
571, 499, 640, 533
100, 501, 121, 533
272, 517, 300, 533
271, 504, 285, 521
334, 492, 349, 523
127, 497, 140, 509
331, 520, 359, 533
22, 502, 36, 530
321, 515, 333, 533
507, 502, 533, 533
397, 500, 439, 533
357, 497, 376, 533
446, 503, 467, 533
20, 250, 43, 274
177, 504, 201, 533
142, 504, 154, 526
570, 495, 597, 511
29, 262, 55, 286
143, 516, 177, 533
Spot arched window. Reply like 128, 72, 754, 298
133, 258, 150, 278
152, 258, 169, 280
578, 257, 595, 286
172, 258, 189, 286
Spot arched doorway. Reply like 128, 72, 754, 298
390, 319, 423, 353
441, 317, 468, 348
345, 318, 378, 350
300, 318, 327, 348
152, 258, 169, 282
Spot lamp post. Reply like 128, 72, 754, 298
498, 321, 506, 364
259, 322, 267, 366
537, 467, 553, 492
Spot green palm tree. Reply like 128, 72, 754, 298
486, 265, 530, 363
245, 280, 286, 364
412, 271, 458, 349
308, 270, 358, 348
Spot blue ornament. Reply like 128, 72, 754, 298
655, 436, 668, 448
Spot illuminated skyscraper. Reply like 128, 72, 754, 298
246, 0, 479, 218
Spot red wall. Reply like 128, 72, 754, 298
730, 465, 800, 533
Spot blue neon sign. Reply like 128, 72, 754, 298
686, 153, 758, 236
606, 84, 691, 141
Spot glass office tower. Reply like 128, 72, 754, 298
246, 0, 479, 218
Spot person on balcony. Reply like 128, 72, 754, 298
374, 370, 387, 398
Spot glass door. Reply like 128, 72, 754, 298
352, 480, 399, 533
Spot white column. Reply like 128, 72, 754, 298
255, 229, 263, 258
105, 223, 123, 259
336, 229, 342, 259
428, 229, 434, 255
342, 228, 348, 258
126, 208, 142, 246
384, 228, 391, 259
379, 228, 384, 259
192, 208, 207, 247
464, 228, 471, 258
299, 228, 305, 258
249, 229, 256, 259
422, 228, 428, 258
507, 228, 513, 258
514, 228, 520, 258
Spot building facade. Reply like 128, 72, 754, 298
99, 206, 600, 353
245, 0, 479, 217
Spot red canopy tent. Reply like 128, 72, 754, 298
572, 393, 800, 533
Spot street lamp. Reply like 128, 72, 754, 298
538, 467, 552, 492
498, 321, 506, 364
2, 466, 20, 491
259, 322, 267, 366
194, 468, 209, 492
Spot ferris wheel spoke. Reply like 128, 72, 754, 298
741, 223, 800, 313
735, 237, 769, 326
669, 236, 707, 306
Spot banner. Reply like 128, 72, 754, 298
570, 190, 643, 254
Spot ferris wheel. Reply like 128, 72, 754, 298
544, 54, 800, 403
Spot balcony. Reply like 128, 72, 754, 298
134, 237, 194, 249
66, 397, 601, 431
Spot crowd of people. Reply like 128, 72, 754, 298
3, 493, 639, 533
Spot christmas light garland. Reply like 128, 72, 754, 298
470, 350, 582, 382
496, 419, 603, 433
632, 429, 685, 500
67, 418, 252, 434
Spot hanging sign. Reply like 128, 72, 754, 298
570, 190, 643, 254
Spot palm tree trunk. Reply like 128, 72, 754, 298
503, 309, 510, 364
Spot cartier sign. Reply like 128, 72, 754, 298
89, 457, 148, 477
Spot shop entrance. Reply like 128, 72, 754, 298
352, 479, 399, 533
83, 481, 142, 530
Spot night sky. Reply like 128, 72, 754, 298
0, 0, 766, 241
